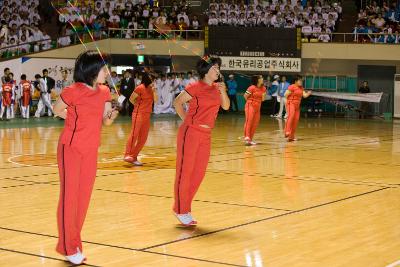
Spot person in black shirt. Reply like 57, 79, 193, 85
358, 81, 370, 118
359, 81, 370, 94
120, 70, 135, 116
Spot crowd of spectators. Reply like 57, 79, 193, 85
354, 0, 400, 43
0, 0, 60, 57
207, 0, 342, 43
57, 0, 201, 39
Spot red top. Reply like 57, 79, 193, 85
184, 81, 222, 129
2, 83, 13, 106
245, 85, 266, 106
20, 80, 31, 106
287, 84, 304, 102
132, 84, 154, 114
59, 83, 112, 148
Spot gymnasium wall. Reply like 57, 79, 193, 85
26, 39, 400, 77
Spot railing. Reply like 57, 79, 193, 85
1, 28, 398, 61
0, 33, 107, 60
295, 32, 399, 44
107, 28, 204, 40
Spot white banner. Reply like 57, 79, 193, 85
220, 56, 301, 72
312, 92, 383, 103
21, 58, 75, 93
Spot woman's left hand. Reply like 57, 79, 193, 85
218, 82, 227, 93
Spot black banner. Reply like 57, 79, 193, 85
205, 26, 301, 58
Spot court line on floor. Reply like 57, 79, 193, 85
1, 177, 291, 212
3, 151, 397, 193
140, 187, 390, 250
94, 188, 292, 212
206, 169, 400, 188
0, 229, 245, 267
2, 130, 399, 172
0, 247, 100, 267
2, 160, 394, 194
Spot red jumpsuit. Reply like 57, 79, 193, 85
20, 80, 32, 107
1, 83, 13, 106
173, 81, 221, 214
125, 84, 154, 161
244, 85, 266, 141
56, 83, 111, 256
0, 83, 13, 119
284, 84, 304, 140
20, 80, 32, 118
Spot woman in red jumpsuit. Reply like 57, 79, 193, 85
284, 76, 311, 142
19, 74, 33, 119
173, 56, 230, 226
124, 72, 157, 166
243, 75, 267, 145
53, 51, 119, 265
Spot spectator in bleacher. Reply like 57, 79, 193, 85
377, 28, 396, 43
57, 28, 71, 47
18, 35, 30, 53
318, 29, 331, 42
301, 20, 313, 40
41, 30, 52, 50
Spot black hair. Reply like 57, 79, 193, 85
9, 72, 13, 77
293, 75, 303, 83
141, 72, 154, 87
21, 74, 26, 80
251, 75, 262, 86
73, 50, 110, 85
4, 76, 10, 82
4, 67, 9, 72
34, 74, 41, 79
42, 69, 48, 74
196, 56, 221, 79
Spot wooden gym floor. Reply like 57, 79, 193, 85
0, 114, 399, 267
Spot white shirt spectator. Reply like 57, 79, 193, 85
208, 17, 219, 25
302, 24, 313, 36
31, 29, 43, 41
192, 19, 200, 29
41, 33, 51, 50
9, 19, 20, 27
318, 33, 330, 42
228, 16, 238, 25
58, 35, 71, 47
177, 12, 190, 26
109, 15, 120, 23
313, 25, 322, 35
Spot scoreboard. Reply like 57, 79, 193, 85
205, 26, 302, 72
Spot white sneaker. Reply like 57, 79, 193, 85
65, 248, 86, 265
133, 160, 143, 166
250, 141, 257, 145
244, 137, 251, 146
174, 213, 197, 226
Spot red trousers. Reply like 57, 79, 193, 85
174, 124, 211, 214
56, 142, 98, 256
244, 102, 261, 140
285, 100, 301, 140
125, 113, 151, 160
